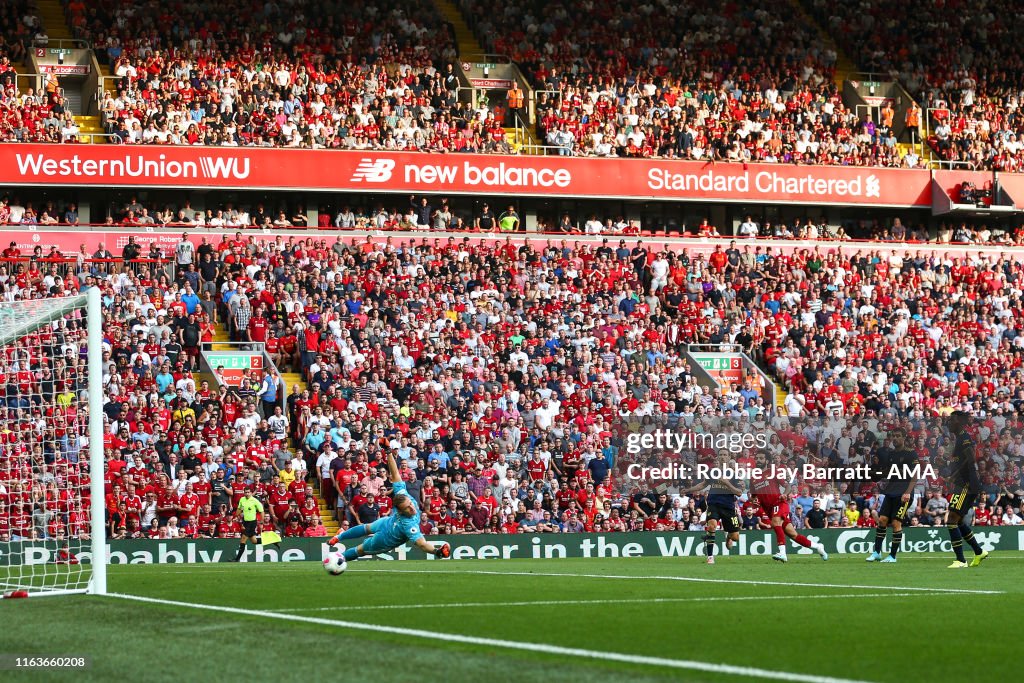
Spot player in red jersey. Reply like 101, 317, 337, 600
751, 474, 828, 563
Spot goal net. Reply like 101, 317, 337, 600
0, 288, 106, 597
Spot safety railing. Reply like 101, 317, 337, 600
97, 74, 123, 93
458, 53, 513, 65
529, 88, 562, 134
515, 140, 575, 156
855, 104, 881, 125
845, 71, 897, 83
922, 106, 948, 165
32, 38, 91, 51
0, 255, 172, 281
505, 111, 534, 152
0, 220, 935, 240
686, 343, 743, 353
924, 106, 948, 129
0, 224, 1021, 251
261, 345, 288, 417
532, 89, 562, 108
74, 132, 120, 144
931, 159, 981, 170
15, 73, 46, 93
453, 85, 474, 106
95, 75, 125, 124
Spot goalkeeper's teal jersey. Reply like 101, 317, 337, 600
374, 481, 423, 546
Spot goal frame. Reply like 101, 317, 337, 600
88, 285, 107, 595
0, 287, 106, 597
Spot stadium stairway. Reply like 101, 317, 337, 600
433, 0, 484, 59
896, 142, 932, 167
433, 0, 545, 154
788, 0, 857, 89
37, 0, 74, 42
209, 326, 233, 351
504, 125, 544, 155
39, 0, 103, 138
97, 60, 114, 95
208, 324, 338, 535
6, 53, 26, 75
192, 326, 232, 401
776, 389, 789, 415
74, 115, 104, 142
318, 494, 340, 537
278, 367, 341, 537
90, 61, 117, 143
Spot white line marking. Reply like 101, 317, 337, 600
268, 592, 940, 613
122, 564, 1010, 595
109, 592, 875, 683
345, 568, 1005, 595
120, 553, 1024, 575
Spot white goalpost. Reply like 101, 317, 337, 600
0, 287, 106, 597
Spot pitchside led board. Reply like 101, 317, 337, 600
205, 351, 262, 386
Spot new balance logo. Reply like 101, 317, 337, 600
350, 158, 396, 183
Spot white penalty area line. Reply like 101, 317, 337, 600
346, 568, 1005, 595
268, 592, 942, 613
109, 591, 874, 683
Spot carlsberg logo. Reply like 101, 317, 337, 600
835, 529, 1003, 554
16, 153, 251, 180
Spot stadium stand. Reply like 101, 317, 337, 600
456, 0, 914, 165
3, 192, 1014, 245
1, 0, 1023, 544
0, 1, 84, 143
67, 0, 521, 151
8, 0, 1023, 168
2, 225, 1023, 543
0, 1, 36, 67
0, 0, 902, 164
802, 0, 1024, 170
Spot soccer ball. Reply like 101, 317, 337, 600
323, 552, 347, 575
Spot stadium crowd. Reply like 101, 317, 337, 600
1, 0, 1023, 170
1, 191, 1019, 249
67, 0, 523, 152
0, 0, 1015, 171
804, 0, 1024, 170
0, 1, 90, 143
0, 1, 39, 64
3, 223, 1024, 545
0, 0, 913, 164
459, 0, 916, 165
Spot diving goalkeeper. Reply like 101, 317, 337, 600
328, 450, 450, 561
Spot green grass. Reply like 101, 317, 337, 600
2, 554, 1021, 683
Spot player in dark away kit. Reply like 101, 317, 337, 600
867, 429, 918, 563
945, 412, 989, 569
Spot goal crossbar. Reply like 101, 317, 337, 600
0, 294, 92, 348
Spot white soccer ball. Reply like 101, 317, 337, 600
323, 552, 347, 575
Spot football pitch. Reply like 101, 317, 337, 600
3, 554, 1021, 683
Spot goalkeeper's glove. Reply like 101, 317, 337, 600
328, 536, 339, 547
433, 543, 451, 559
